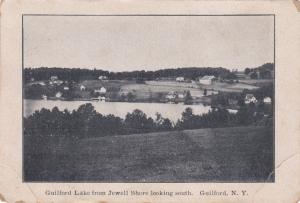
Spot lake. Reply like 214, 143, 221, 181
24, 100, 212, 122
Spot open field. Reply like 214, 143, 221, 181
239, 79, 273, 87
198, 82, 259, 92
24, 126, 274, 182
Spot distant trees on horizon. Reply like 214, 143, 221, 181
244, 63, 274, 79
24, 66, 236, 82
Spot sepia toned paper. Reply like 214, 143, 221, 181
0, 0, 300, 203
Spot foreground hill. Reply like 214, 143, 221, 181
24, 126, 273, 182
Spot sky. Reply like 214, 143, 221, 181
24, 15, 274, 71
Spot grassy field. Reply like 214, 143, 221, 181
24, 126, 274, 182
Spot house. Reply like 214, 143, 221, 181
98, 76, 108, 80
177, 92, 185, 99
41, 95, 47, 100
55, 92, 63, 98
199, 75, 216, 85
50, 76, 58, 81
63, 86, 69, 91
80, 85, 86, 91
99, 96, 106, 102
166, 92, 176, 100
244, 94, 257, 104
176, 77, 185, 82
53, 80, 63, 85
263, 97, 272, 104
94, 87, 107, 94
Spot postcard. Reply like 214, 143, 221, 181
0, 0, 299, 203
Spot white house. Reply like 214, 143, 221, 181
55, 92, 63, 98
94, 87, 107, 94
63, 86, 69, 91
50, 76, 58, 81
98, 96, 106, 102
176, 77, 185, 82
39, 82, 46, 86
199, 75, 216, 85
98, 76, 108, 80
166, 92, 176, 100
41, 95, 47, 100
245, 94, 257, 104
263, 97, 272, 104
80, 85, 86, 91
177, 92, 185, 99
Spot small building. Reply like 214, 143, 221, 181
245, 94, 257, 104
199, 75, 216, 85
166, 92, 176, 100
177, 93, 185, 99
263, 97, 272, 104
94, 87, 107, 94
98, 76, 108, 80
41, 95, 47, 100
55, 92, 63, 98
63, 86, 69, 91
39, 82, 46, 86
50, 76, 58, 81
176, 77, 185, 82
99, 96, 106, 102
53, 80, 63, 85
80, 85, 86, 91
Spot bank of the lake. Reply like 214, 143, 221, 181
24, 99, 212, 122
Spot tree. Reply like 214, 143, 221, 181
244, 68, 251, 75
250, 71, 258, 79
203, 88, 207, 96
181, 107, 193, 122
127, 92, 136, 102
184, 90, 193, 104
125, 109, 152, 133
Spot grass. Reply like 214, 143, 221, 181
24, 126, 274, 182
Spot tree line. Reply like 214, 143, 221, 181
244, 63, 274, 79
24, 103, 273, 140
24, 67, 233, 82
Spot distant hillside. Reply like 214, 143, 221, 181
244, 63, 274, 79
24, 66, 231, 82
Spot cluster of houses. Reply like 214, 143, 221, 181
175, 75, 217, 85
36, 75, 272, 105
165, 91, 187, 100
40, 75, 108, 101
244, 94, 272, 105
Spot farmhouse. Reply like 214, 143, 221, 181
166, 92, 176, 100
80, 85, 86, 91
176, 77, 185, 82
98, 76, 108, 80
177, 92, 185, 99
98, 96, 106, 102
199, 75, 216, 85
244, 94, 257, 104
55, 92, 63, 98
263, 97, 272, 104
50, 76, 58, 81
41, 95, 47, 100
94, 87, 107, 94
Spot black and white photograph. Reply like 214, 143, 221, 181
23, 15, 275, 182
